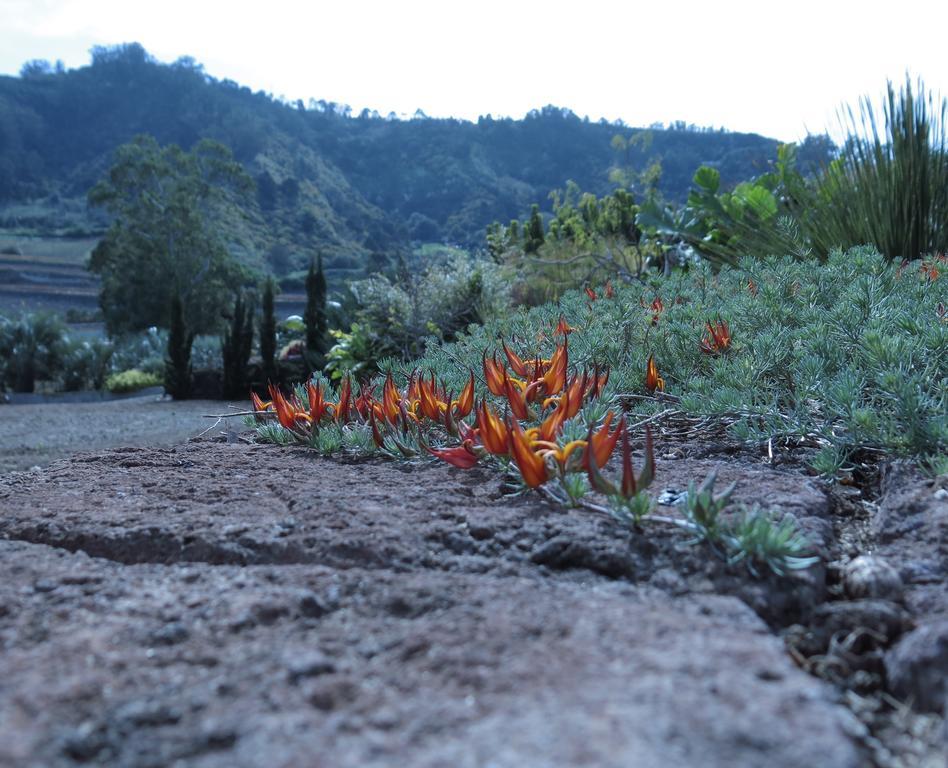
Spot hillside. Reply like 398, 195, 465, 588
0, 43, 791, 277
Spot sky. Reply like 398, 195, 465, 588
0, 0, 946, 142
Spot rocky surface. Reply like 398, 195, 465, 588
0, 440, 943, 766
872, 463, 948, 720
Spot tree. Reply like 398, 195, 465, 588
221, 291, 254, 399
88, 135, 253, 336
259, 277, 278, 383
164, 293, 193, 399
524, 204, 545, 254
304, 255, 329, 367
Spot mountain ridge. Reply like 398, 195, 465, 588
0, 43, 791, 276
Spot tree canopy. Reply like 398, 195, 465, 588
88, 135, 252, 335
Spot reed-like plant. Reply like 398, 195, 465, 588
808, 78, 948, 261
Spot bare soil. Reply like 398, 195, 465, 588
0, 428, 945, 766
0, 396, 241, 474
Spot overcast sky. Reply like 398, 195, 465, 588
1, 0, 946, 142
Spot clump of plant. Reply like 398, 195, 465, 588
325, 251, 507, 379
59, 337, 114, 392
252, 324, 817, 577
678, 471, 817, 576
639, 78, 948, 265
0, 311, 67, 393
405, 246, 947, 465
106, 369, 162, 394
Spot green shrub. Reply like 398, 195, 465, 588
639, 79, 948, 265
325, 252, 508, 379
400, 247, 947, 462
490, 183, 663, 303
106, 369, 162, 393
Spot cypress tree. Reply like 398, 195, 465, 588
259, 277, 277, 383
221, 292, 254, 399
304, 255, 328, 366
164, 293, 193, 399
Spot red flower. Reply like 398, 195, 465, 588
427, 442, 480, 469
700, 319, 731, 354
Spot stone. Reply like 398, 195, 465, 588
843, 556, 904, 601
885, 619, 948, 713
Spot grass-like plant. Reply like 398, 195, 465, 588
808, 78, 948, 261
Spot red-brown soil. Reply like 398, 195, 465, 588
0, 436, 944, 767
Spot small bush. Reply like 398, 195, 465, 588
106, 369, 162, 394
325, 252, 508, 379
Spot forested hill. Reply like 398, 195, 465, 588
0, 43, 787, 276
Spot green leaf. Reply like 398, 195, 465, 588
735, 184, 778, 219
693, 166, 720, 193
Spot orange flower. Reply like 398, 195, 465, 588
562, 373, 587, 418
532, 436, 587, 473
539, 386, 572, 442
604, 280, 615, 299
700, 319, 731, 354
268, 384, 308, 430
381, 374, 402, 425
747, 278, 758, 297
453, 371, 475, 418
502, 340, 531, 378
554, 315, 575, 337
483, 352, 507, 396
251, 391, 272, 415
640, 296, 664, 325
645, 354, 665, 394
585, 285, 597, 301
509, 420, 548, 488
503, 373, 530, 420
335, 377, 352, 423
418, 375, 445, 422
921, 259, 940, 281
541, 340, 568, 395
475, 400, 509, 456
588, 411, 621, 468
307, 381, 333, 423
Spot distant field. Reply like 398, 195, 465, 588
0, 235, 98, 264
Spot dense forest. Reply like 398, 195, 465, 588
0, 43, 828, 278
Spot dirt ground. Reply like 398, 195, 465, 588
0, 396, 247, 474
0, 426, 945, 766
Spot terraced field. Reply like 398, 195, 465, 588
0, 235, 308, 318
